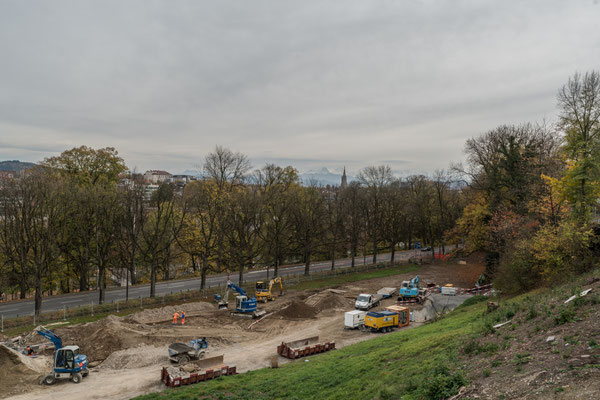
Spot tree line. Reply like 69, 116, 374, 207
0, 146, 465, 315
453, 71, 600, 293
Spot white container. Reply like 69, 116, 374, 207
441, 286, 458, 296
344, 310, 366, 329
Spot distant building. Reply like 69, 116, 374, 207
170, 174, 197, 184
144, 170, 172, 184
144, 184, 159, 201
341, 167, 347, 188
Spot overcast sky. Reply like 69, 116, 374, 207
1, 0, 599, 175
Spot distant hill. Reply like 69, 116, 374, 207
0, 160, 37, 172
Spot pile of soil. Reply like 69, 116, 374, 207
0, 345, 39, 399
305, 291, 352, 312
275, 301, 317, 319
56, 315, 150, 363
125, 301, 216, 324
100, 345, 168, 370
314, 293, 352, 312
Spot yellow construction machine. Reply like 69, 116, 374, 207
255, 277, 284, 303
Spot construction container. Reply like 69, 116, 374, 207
160, 355, 237, 387
364, 311, 398, 332
384, 305, 410, 328
441, 284, 457, 296
277, 336, 336, 359
344, 310, 366, 329
377, 287, 397, 298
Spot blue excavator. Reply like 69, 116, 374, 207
37, 327, 88, 385
398, 275, 425, 304
214, 280, 266, 318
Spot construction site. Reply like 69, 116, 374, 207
0, 260, 485, 400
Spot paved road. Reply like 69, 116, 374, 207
0, 247, 440, 319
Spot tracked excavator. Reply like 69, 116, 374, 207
255, 277, 284, 303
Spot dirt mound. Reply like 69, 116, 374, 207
275, 300, 317, 319
0, 345, 39, 399
100, 344, 168, 370
56, 315, 150, 363
125, 301, 216, 324
314, 294, 352, 312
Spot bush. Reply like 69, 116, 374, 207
422, 366, 466, 400
554, 307, 575, 325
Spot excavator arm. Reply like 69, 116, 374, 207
37, 327, 63, 349
269, 277, 284, 296
227, 280, 247, 297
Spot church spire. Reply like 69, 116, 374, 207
341, 166, 347, 188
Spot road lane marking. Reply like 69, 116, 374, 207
0, 308, 18, 312
61, 300, 81, 304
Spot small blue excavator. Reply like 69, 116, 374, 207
213, 280, 266, 318
37, 327, 88, 385
398, 275, 425, 303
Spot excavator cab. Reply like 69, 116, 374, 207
255, 281, 268, 302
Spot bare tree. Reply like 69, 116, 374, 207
224, 186, 264, 285
358, 165, 393, 264
203, 146, 251, 273
291, 186, 326, 276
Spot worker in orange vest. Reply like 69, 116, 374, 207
173, 311, 179, 324
180, 311, 185, 325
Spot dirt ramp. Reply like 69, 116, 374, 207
0, 345, 39, 399
275, 300, 317, 319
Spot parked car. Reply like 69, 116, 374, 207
420, 246, 432, 252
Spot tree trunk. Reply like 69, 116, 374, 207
372, 236, 377, 265
201, 253, 208, 289
216, 234, 223, 273
150, 261, 156, 297
238, 261, 244, 286
79, 268, 88, 292
390, 244, 396, 264
331, 239, 336, 271
19, 278, 27, 299
191, 254, 197, 272
34, 272, 43, 317
351, 242, 356, 268
98, 264, 105, 304
304, 250, 311, 276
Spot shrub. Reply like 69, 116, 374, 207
422, 366, 466, 400
554, 307, 575, 325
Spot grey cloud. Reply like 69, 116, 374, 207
1, 0, 599, 173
